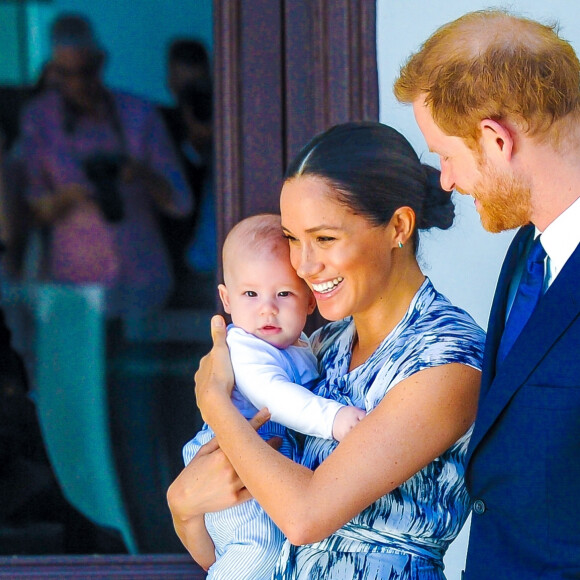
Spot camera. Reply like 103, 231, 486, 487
82, 152, 127, 222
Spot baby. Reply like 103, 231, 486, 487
182, 213, 365, 579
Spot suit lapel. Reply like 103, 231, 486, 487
468, 230, 580, 457
478, 226, 533, 398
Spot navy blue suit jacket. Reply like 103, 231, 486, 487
464, 225, 580, 579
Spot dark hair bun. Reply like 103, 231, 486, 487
418, 164, 455, 231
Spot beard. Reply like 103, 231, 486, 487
471, 163, 533, 233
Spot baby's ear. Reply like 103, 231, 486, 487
307, 291, 317, 315
218, 284, 232, 314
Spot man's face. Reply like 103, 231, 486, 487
52, 47, 103, 111
168, 62, 208, 99
412, 96, 532, 232
470, 156, 533, 233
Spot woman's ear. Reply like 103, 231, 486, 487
390, 206, 416, 248
480, 118, 514, 162
217, 284, 232, 314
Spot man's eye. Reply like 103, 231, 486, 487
244, 291, 257, 297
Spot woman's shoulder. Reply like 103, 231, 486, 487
416, 279, 485, 338
403, 279, 486, 369
20, 90, 63, 132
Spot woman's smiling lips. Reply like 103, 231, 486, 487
310, 277, 344, 301
312, 276, 344, 294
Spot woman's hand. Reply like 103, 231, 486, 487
121, 158, 181, 216
168, 436, 248, 519
167, 409, 273, 553
195, 315, 236, 423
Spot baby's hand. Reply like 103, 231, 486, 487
332, 405, 366, 441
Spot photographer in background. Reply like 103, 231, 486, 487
12, 14, 195, 553
158, 39, 215, 308
17, 13, 193, 319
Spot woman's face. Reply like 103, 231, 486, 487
280, 175, 393, 322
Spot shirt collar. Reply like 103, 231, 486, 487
537, 195, 580, 280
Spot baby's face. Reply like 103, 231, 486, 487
220, 255, 315, 349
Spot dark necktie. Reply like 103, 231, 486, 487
497, 236, 546, 365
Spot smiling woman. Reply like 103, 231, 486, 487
281, 175, 407, 329
280, 122, 454, 338
168, 122, 486, 580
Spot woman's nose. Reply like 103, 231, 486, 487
295, 248, 323, 280
290, 245, 323, 279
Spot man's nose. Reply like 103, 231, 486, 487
439, 162, 455, 192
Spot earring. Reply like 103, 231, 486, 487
398, 241, 404, 249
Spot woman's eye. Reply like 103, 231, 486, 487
317, 236, 335, 243
284, 234, 298, 243
244, 291, 257, 297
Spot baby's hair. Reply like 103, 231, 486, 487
222, 214, 289, 281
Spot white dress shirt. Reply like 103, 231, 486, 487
505, 195, 580, 320
540, 194, 580, 289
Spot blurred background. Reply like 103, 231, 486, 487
0, 0, 214, 557
0, 1, 212, 103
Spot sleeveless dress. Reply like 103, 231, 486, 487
273, 279, 486, 579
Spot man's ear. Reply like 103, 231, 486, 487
480, 118, 514, 162
217, 284, 232, 314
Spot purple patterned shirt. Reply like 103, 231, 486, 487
19, 89, 193, 317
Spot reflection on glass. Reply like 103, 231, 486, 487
0, 0, 215, 557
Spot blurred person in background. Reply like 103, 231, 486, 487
12, 15, 195, 553
17, 13, 193, 320
159, 38, 216, 307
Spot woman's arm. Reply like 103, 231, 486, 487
173, 514, 216, 571
29, 184, 92, 224
167, 433, 254, 523
195, 316, 481, 545
138, 108, 193, 218
167, 409, 276, 552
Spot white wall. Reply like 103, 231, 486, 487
376, 1, 580, 578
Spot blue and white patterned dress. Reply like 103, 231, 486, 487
273, 278, 486, 579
